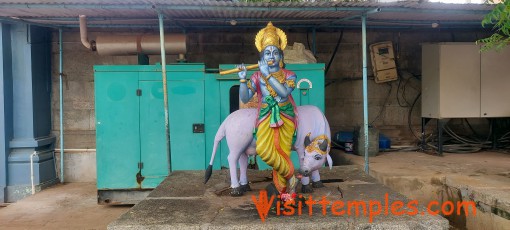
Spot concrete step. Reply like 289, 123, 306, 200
342, 150, 510, 230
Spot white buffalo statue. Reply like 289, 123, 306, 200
204, 105, 332, 196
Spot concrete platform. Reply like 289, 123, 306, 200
108, 165, 449, 229
342, 150, 510, 230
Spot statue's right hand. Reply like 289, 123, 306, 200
237, 64, 247, 80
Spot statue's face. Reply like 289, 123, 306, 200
262, 45, 281, 66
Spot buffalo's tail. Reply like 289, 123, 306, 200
204, 119, 227, 184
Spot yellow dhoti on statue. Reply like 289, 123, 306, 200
256, 111, 295, 193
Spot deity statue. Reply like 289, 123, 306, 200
237, 22, 299, 200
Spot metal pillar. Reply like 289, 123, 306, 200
158, 13, 171, 172
361, 14, 369, 173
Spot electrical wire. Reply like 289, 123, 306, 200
370, 82, 392, 126
396, 77, 409, 107
422, 120, 492, 154
325, 29, 344, 76
401, 75, 414, 104
407, 92, 421, 141
463, 118, 483, 140
443, 125, 490, 146
306, 30, 311, 54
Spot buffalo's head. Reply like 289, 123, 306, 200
299, 133, 332, 177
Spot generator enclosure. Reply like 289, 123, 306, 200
94, 63, 325, 203
421, 43, 510, 118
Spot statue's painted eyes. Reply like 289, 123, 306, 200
314, 154, 322, 161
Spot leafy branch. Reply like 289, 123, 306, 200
478, 0, 510, 51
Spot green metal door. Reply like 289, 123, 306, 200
168, 80, 205, 170
95, 72, 140, 189
139, 80, 168, 188
290, 64, 325, 112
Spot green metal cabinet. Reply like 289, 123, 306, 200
95, 66, 169, 204
95, 64, 207, 204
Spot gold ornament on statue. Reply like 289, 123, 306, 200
219, 22, 287, 76
255, 22, 287, 52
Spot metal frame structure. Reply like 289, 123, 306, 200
0, 2, 497, 196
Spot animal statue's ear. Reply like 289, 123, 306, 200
319, 140, 328, 152
327, 154, 333, 170
304, 133, 312, 147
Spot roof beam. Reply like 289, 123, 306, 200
0, 4, 492, 15
319, 8, 381, 27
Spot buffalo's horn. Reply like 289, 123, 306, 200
304, 133, 312, 147
319, 139, 328, 152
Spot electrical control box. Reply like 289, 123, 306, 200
370, 41, 398, 83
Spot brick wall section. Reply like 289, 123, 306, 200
50, 28, 490, 148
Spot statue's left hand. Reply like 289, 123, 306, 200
237, 64, 247, 80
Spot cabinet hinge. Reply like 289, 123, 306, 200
138, 162, 143, 169
136, 89, 142, 96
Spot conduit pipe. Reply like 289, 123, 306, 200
95, 34, 186, 55
59, 28, 64, 183
79, 15, 94, 50
54, 149, 96, 152
30, 151, 37, 195
79, 15, 186, 55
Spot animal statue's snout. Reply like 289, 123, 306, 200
299, 168, 310, 177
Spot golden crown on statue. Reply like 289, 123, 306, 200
255, 22, 287, 52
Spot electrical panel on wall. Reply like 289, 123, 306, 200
369, 41, 398, 83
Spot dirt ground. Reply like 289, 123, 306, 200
0, 183, 131, 230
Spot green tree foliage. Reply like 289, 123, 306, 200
478, 0, 510, 51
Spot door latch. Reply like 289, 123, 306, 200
193, 124, 205, 133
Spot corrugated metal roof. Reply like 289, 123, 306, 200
0, 0, 495, 29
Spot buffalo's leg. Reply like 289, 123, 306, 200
238, 153, 251, 192
311, 170, 324, 188
300, 176, 314, 193
228, 152, 243, 196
